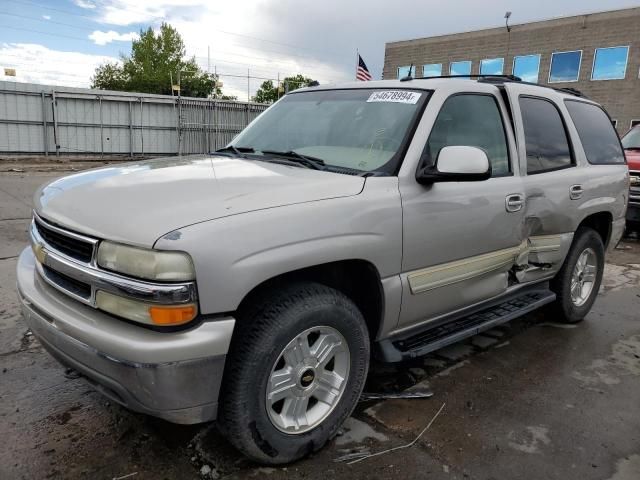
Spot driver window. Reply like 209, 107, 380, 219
421, 94, 511, 176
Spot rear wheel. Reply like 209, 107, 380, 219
550, 227, 605, 323
218, 282, 370, 464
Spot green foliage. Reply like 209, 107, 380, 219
252, 74, 314, 103
91, 23, 229, 98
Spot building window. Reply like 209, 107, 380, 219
480, 58, 504, 75
397, 66, 413, 79
565, 100, 625, 165
611, 119, 617, 128
631, 120, 640, 128
549, 50, 582, 83
591, 46, 629, 80
450, 61, 472, 76
422, 63, 442, 77
512, 54, 541, 83
520, 96, 572, 173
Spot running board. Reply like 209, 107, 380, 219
377, 289, 556, 362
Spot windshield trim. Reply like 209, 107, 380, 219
232, 87, 433, 176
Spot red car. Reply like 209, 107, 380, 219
621, 126, 640, 230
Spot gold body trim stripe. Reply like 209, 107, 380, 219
528, 234, 563, 253
407, 234, 565, 295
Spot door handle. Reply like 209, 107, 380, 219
505, 194, 524, 212
570, 184, 584, 200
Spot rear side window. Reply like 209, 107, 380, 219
519, 97, 572, 174
565, 101, 625, 164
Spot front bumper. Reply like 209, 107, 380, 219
17, 247, 235, 424
626, 200, 640, 223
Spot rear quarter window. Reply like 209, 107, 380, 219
564, 100, 625, 165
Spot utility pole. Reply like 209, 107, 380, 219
247, 69, 250, 102
207, 46, 210, 72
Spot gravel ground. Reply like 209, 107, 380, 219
1, 171, 639, 480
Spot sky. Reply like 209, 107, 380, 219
0, 0, 639, 100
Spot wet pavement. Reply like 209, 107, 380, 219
1, 171, 639, 480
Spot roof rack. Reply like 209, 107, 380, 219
399, 74, 586, 98
400, 74, 522, 82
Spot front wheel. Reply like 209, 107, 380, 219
218, 282, 370, 464
550, 227, 605, 323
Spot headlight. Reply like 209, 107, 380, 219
97, 241, 195, 281
96, 290, 197, 326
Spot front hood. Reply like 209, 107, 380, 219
35, 155, 365, 247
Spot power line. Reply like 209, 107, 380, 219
0, 9, 352, 69
0, 22, 345, 76
0, 10, 96, 31
3, 0, 350, 61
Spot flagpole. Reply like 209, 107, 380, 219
355, 48, 359, 80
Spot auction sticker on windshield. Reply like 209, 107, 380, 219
367, 91, 421, 104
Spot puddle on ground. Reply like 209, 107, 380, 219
507, 425, 551, 454
572, 334, 640, 387
606, 454, 640, 480
334, 417, 388, 446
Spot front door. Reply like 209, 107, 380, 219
398, 91, 525, 329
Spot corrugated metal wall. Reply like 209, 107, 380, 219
0, 81, 269, 156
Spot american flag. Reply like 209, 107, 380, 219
356, 54, 373, 81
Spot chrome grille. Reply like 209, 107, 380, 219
29, 212, 198, 309
42, 265, 92, 300
34, 215, 95, 263
630, 171, 640, 202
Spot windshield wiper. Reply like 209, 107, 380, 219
260, 150, 326, 170
214, 145, 255, 158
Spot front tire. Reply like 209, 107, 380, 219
550, 227, 605, 323
218, 282, 370, 464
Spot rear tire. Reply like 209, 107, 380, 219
218, 282, 370, 464
550, 227, 605, 323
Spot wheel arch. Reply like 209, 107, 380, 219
577, 211, 613, 248
234, 259, 385, 341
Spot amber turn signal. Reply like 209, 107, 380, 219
149, 304, 197, 326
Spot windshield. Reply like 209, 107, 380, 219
230, 88, 429, 174
622, 127, 640, 149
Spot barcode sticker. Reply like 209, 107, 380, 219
366, 91, 421, 104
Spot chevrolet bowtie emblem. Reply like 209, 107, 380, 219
33, 242, 47, 264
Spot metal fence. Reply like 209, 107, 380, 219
0, 81, 269, 157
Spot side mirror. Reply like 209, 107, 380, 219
416, 146, 492, 184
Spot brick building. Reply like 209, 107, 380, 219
383, 7, 640, 133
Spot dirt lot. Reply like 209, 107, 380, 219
1, 171, 639, 480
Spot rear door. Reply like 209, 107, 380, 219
502, 84, 585, 281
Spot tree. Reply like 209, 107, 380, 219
91, 23, 229, 98
252, 74, 314, 103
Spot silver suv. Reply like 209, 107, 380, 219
17, 77, 628, 464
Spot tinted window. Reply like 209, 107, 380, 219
549, 51, 582, 82
565, 101, 625, 164
513, 55, 541, 82
422, 94, 510, 175
450, 61, 472, 76
520, 97, 572, 173
423, 63, 442, 77
592, 47, 628, 80
480, 58, 504, 75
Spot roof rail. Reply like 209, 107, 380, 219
400, 74, 522, 82
399, 74, 587, 98
554, 87, 586, 98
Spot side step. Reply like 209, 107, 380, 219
378, 289, 556, 362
